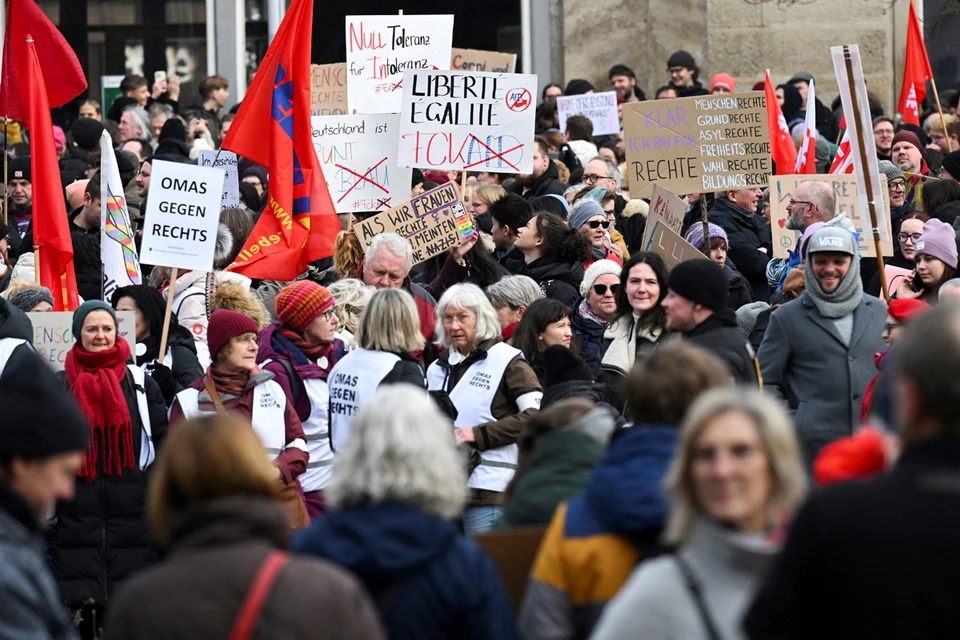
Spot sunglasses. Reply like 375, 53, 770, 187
593, 283, 620, 296
587, 220, 611, 229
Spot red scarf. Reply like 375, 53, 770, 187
65, 340, 134, 481
280, 326, 329, 361
502, 322, 518, 343
209, 366, 251, 397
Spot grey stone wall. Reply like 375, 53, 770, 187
559, 0, 909, 114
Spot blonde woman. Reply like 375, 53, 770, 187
592, 388, 807, 640
326, 288, 426, 452
327, 278, 375, 350
473, 183, 508, 252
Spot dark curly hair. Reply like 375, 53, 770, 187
535, 213, 589, 264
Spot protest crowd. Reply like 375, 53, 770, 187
5, 0, 960, 638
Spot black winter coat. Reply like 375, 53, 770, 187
52, 368, 169, 609
502, 255, 584, 307
506, 159, 567, 200
746, 438, 960, 640
708, 198, 772, 302
685, 311, 760, 386
613, 194, 646, 254
725, 264, 754, 312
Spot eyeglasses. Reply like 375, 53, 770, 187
874, 128, 895, 136
788, 199, 812, 207
889, 180, 906, 190
321, 310, 336, 321
592, 283, 620, 296
898, 232, 922, 243
583, 173, 611, 184
441, 313, 476, 326
587, 220, 611, 229
884, 322, 902, 334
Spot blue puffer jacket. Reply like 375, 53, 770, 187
292, 500, 518, 640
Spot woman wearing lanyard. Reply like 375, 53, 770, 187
169, 309, 309, 528
256, 282, 344, 519
426, 283, 542, 535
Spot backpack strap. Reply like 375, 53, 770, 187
228, 550, 289, 640
674, 555, 724, 640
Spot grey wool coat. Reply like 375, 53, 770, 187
757, 292, 887, 466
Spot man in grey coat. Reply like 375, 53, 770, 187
0, 351, 89, 639
758, 226, 886, 465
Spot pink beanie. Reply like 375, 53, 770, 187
915, 219, 959, 269
52, 126, 65, 153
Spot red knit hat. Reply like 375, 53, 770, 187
275, 281, 335, 331
208, 309, 259, 360
888, 298, 929, 323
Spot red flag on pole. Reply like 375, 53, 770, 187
898, 0, 933, 126
794, 78, 818, 174
0, 0, 87, 126
829, 129, 855, 175
24, 36, 78, 311
220, 0, 339, 281
765, 70, 798, 175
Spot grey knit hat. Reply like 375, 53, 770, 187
8, 286, 55, 313
569, 200, 606, 231
878, 160, 904, 185
736, 301, 769, 337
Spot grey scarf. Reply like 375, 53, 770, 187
804, 255, 863, 318
591, 245, 606, 261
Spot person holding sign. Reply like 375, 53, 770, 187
503, 214, 588, 307
758, 227, 886, 466
707, 188, 771, 301
169, 310, 310, 528
52, 301, 169, 628
112, 285, 204, 405
256, 282, 345, 519
426, 284, 542, 535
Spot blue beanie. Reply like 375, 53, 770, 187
569, 200, 606, 230
72, 300, 118, 339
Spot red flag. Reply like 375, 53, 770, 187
829, 129, 855, 175
898, 1, 933, 126
221, 0, 339, 280
0, 0, 86, 127
24, 37, 78, 311
765, 71, 797, 175
794, 78, 818, 174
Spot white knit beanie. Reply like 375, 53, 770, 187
580, 259, 623, 297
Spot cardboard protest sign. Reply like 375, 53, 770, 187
623, 91, 771, 198
346, 15, 454, 114
398, 70, 538, 174
355, 182, 476, 265
311, 113, 411, 213
197, 150, 240, 210
311, 63, 348, 116
644, 183, 687, 237
770, 174, 893, 259
29, 311, 135, 372
904, 172, 936, 211
557, 91, 619, 136
641, 219, 703, 271
451, 48, 517, 73
139, 160, 225, 271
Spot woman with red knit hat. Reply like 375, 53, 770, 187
256, 281, 345, 519
53, 300, 169, 633
169, 309, 309, 526
814, 298, 930, 486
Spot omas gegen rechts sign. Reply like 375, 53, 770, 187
139, 160, 225, 271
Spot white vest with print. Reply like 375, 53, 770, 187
0, 337, 30, 380
327, 349, 403, 452
174, 380, 288, 459
262, 357, 335, 493
426, 342, 521, 493
127, 365, 156, 471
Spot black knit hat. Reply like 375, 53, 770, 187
0, 349, 88, 460
71, 117, 104, 152
7, 156, 30, 183
542, 345, 593, 388
667, 259, 728, 312
563, 79, 595, 96
667, 50, 697, 69
942, 150, 960, 181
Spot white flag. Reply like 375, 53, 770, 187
100, 131, 142, 301
794, 78, 818, 174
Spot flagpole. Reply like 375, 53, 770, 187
931, 78, 953, 153
698, 193, 711, 258
158, 267, 179, 361
843, 46, 889, 302
2, 119, 6, 225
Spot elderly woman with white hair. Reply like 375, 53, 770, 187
327, 288, 426, 452
486, 274, 543, 342
591, 388, 808, 640
293, 385, 519, 639
426, 283, 543, 535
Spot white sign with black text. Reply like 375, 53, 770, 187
139, 160, 225, 271
197, 150, 240, 210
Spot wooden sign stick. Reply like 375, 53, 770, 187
158, 267, 179, 361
